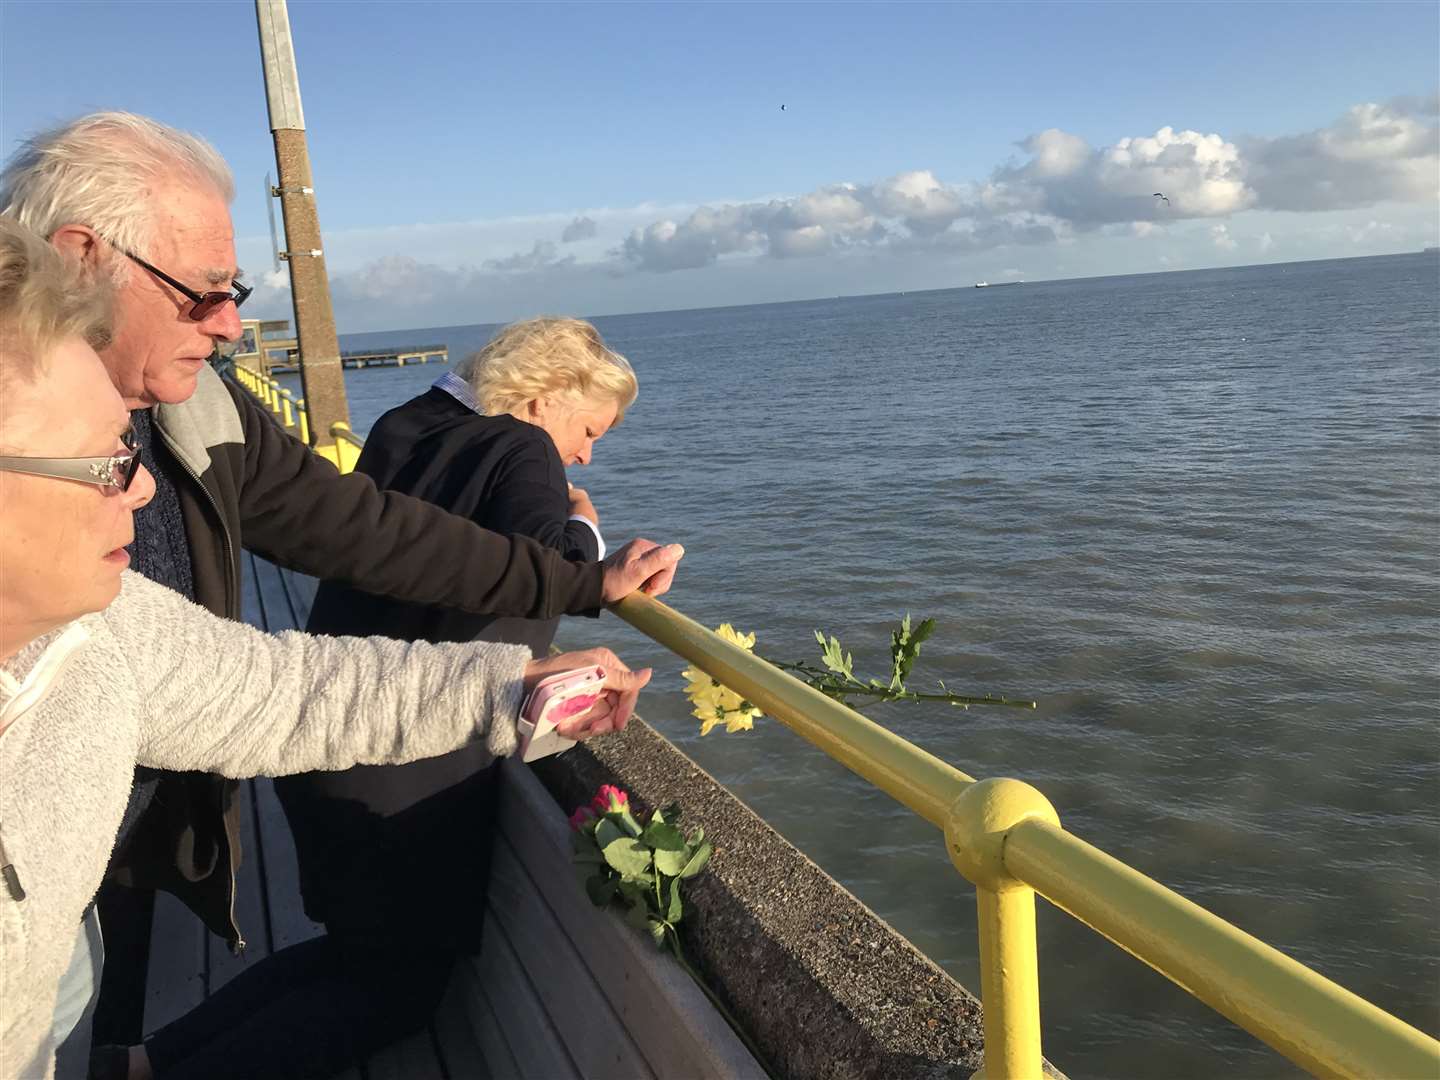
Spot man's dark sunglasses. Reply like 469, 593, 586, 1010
121, 248, 252, 320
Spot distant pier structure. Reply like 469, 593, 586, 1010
232, 317, 448, 375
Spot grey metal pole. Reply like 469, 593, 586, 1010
255, 0, 350, 458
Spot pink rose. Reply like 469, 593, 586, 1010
591, 784, 629, 815
568, 805, 597, 831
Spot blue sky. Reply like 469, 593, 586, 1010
3, 1, 1437, 330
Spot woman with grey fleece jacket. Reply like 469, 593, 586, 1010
0, 219, 651, 1079
1, 572, 547, 1078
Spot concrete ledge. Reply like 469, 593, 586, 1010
533, 718, 1000, 1079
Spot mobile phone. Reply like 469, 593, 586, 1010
516, 665, 606, 762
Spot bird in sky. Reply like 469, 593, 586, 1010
780, 104, 787, 111
1153, 192, 1170, 205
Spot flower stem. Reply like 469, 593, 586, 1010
664, 926, 778, 1079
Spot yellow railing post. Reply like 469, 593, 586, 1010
946, 778, 1059, 1080
297, 397, 309, 444
280, 389, 295, 429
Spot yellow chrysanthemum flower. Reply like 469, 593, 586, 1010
683, 625, 763, 735
715, 623, 755, 650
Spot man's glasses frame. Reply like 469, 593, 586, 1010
0, 425, 142, 492
120, 247, 252, 321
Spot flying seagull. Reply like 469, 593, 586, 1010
1152, 192, 1170, 205
780, 104, 787, 111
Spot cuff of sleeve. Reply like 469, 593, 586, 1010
568, 514, 606, 559
481, 644, 531, 760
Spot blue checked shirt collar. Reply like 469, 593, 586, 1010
433, 370, 482, 414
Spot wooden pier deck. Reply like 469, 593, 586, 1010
143, 552, 760, 1079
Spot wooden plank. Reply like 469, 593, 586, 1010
239, 550, 266, 628
249, 778, 323, 951
277, 566, 319, 628
250, 555, 302, 632
431, 964, 494, 1080
454, 961, 521, 1080
359, 1024, 446, 1080
470, 912, 581, 1080
497, 759, 764, 1079
143, 891, 207, 1033
484, 840, 655, 1080
206, 781, 271, 990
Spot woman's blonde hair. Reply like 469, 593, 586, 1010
0, 217, 112, 390
455, 317, 638, 422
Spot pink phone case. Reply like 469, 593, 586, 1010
516, 665, 606, 762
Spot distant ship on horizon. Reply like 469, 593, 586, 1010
1424, 245, 1439, 254
974, 280, 1024, 288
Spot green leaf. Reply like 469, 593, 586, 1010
687, 826, 705, 847
573, 862, 599, 892
666, 878, 683, 923
641, 821, 685, 853
889, 614, 937, 690
585, 875, 618, 908
617, 879, 648, 904
678, 840, 713, 879
626, 899, 652, 930
595, 818, 623, 850
654, 846, 689, 876
816, 631, 854, 680
616, 809, 644, 838
601, 835, 652, 878
659, 801, 683, 824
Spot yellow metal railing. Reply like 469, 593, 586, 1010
232, 363, 358, 473
611, 593, 1440, 1080
229, 374, 1439, 1079
321, 421, 364, 473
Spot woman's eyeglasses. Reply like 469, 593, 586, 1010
0, 426, 143, 492
120, 247, 252, 321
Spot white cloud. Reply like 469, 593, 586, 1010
485, 240, 574, 273
561, 216, 598, 243
1345, 219, 1398, 245
1244, 99, 1440, 211
235, 93, 1437, 326
612, 97, 1435, 274
989, 125, 1253, 225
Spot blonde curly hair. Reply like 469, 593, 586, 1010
455, 317, 637, 422
0, 216, 112, 390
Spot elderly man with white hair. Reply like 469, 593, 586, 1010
0, 111, 683, 1067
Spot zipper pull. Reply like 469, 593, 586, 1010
0, 833, 24, 901
1, 862, 24, 902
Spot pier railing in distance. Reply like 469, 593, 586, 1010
233, 363, 363, 472
230, 374, 1440, 1079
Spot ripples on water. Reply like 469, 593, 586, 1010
288, 254, 1439, 1078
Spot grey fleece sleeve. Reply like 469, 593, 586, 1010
105, 573, 528, 779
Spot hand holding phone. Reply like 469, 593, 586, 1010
516, 665, 606, 762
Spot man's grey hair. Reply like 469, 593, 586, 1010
0, 112, 234, 283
